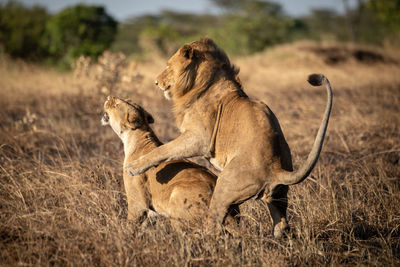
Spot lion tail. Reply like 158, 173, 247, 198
278, 74, 333, 185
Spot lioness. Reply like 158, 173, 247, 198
126, 38, 333, 238
101, 96, 218, 225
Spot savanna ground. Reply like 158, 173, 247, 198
0, 41, 399, 266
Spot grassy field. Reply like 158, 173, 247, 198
0, 41, 399, 266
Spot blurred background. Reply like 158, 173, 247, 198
0, 0, 399, 69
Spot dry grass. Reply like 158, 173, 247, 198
0, 42, 399, 266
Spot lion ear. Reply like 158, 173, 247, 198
203, 37, 215, 46
180, 44, 194, 59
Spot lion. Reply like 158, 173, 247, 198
101, 96, 227, 226
126, 38, 333, 238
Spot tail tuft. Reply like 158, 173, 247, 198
308, 73, 325, 86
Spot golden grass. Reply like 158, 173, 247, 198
0, 42, 399, 266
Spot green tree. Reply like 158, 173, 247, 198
209, 0, 245, 12
0, 1, 49, 59
43, 4, 117, 69
303, 9, 347, 41
112, 15, 160, 56
210, 0, 295, 55
112, 12, 218, 57
367, 0, 400, 30
140, 22, 180, 55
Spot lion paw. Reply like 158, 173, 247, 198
125, 159, 148, 176
273, 221, 290, 239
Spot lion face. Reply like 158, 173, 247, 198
155, 44, 198, 100
155, 65, 174, 100
102, 96, 154, 136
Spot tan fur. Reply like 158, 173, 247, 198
101, 96, 217, 226
127, 38, 333, 238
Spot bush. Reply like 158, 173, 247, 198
42, 4, 117, 69
210, 3, 295, 55
0, 1, 49, 59
207, 0, 297, 55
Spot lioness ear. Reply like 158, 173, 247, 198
126, 110, 141, 130
180, 44, 194, 59
145, 112, 154, 124
139, 106, 154, 124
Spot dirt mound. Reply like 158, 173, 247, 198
308, 46, 398, 65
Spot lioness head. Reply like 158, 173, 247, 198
101, 96, 154, 135
155, 38, 240, 100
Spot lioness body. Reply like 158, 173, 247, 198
102, 96, 216, 224
124, 154, 216, 222
127, 38, 332, 237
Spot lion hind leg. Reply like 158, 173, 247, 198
263, 185, 289, 238
208, 162, 263, 228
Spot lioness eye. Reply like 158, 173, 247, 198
103, 112, 109, 121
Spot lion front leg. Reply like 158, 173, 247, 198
126, 131, 208, 176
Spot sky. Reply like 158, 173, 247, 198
3, 0, 358, 21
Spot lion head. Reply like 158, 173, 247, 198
155, 38, 241, 101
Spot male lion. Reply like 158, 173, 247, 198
126, 38, 333, 238
101, 96, 219, 226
